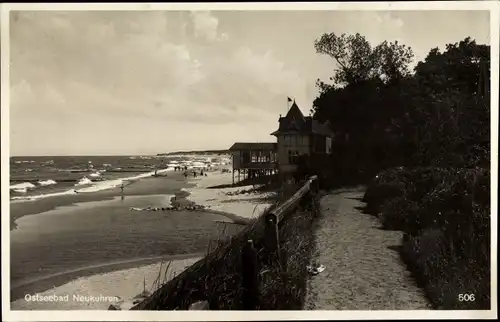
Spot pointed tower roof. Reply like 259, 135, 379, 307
270, 99, 333, 137
285, 100, 305, 123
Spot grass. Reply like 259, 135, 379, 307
131, 180, 319, 310
363, 166, 491, 309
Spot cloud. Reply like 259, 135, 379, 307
10, 12, 205, 117
189, 11, 227, 42
10, 11, 305, 145
9, 10, 489, 155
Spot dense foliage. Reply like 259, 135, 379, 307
364, 167, 490, 309
311, 32, 491, 310
311, 34, 490, 182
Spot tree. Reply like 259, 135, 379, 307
374, 40, 414, 83
414, 37, 489, 97
310, 33, 490, 186
407, 37, 490, 167
314, 32, 414, 87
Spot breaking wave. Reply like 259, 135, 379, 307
38, 179, 57, 186
10, 182, 36, 194
14, 160, 35, 164
11, 168, 174, 202
75, 177, 93, 186
89, 172, 102, 178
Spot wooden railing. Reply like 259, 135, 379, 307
241, 175, 319, 310
133, 175, 319, 311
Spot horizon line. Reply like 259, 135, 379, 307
9, 150, 232, 158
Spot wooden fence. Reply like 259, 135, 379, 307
240, 175, 319, 310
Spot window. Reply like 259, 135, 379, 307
296, 135, 307, 146
241, 151, 250, 164
326, 137, 332, 154
257, 151, 268, 163
251, 151, 257, 163
263, 153, 270, 163
284, 135, 291, 147
288, 150, 300, 165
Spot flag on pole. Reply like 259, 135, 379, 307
287, 97, 292, 102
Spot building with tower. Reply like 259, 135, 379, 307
229, 99, 333, 183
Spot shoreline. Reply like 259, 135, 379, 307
181, 171, 275, 221
9, 170, 189, 231
11, 254, 204, 310
11, 253, 204, 303
168, 189, 252, 225
9, 167, 274, 309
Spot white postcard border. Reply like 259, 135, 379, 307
1, 1, 498, 321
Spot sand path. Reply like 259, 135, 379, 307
304, 189, 431, 310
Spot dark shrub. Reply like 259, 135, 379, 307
379, 196, 419, 232
402, 225, 490, 309
370, 166, 490, 309
363, 166, 411, 215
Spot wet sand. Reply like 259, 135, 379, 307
10, 171, 192, 230
11, 255, 204, 310
10, 253, 204, 305
10, 170, 239, 302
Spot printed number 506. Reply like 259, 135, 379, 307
458, 294, 475, 302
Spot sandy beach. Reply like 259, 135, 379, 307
184, 171, 274, 220
11, 256, 202, 310
10, 164, 274, 310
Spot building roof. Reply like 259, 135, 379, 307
270, 101, 333, 136
229, 142, 277, 151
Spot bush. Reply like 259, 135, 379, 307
379, 196, 419, 232
365, 166, 491, 309
363, 166, 411, 214
402, 225, 490, 310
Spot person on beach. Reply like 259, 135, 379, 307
120, 183, 125, 193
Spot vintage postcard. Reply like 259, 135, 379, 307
1, 1, 498, 321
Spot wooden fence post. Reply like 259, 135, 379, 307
298, 191, 310, 211
241, 239, 259, 310
264, 213, 280, 264
279, 248, 288, 271
313, 176, 319, 194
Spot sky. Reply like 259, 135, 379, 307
9, 9, 491, 156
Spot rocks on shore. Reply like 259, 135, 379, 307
225, 188, 258, 196
129, 204, 209, 212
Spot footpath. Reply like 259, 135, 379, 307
304, 189, 431, 310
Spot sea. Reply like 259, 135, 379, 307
9, 154, 233, 304
10, 154, 228, 201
